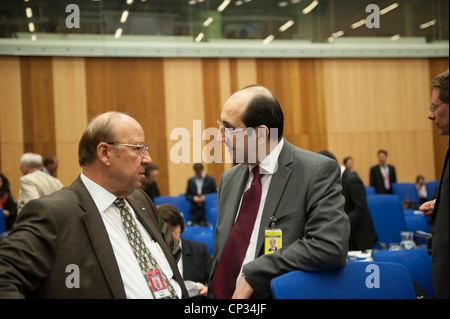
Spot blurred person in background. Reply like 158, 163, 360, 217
420, 69, 449, 299
0, 173, 17, 231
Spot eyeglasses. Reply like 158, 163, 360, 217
429, 102, 446, 112
217, 120, 246, 138
107, 142, 149, 155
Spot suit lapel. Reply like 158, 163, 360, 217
254, 141, 294, 258
432, 148, 449, 221
181, 239, 193, 279
71, 177, 126, 299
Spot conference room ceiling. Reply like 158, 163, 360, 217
0, 0, 448, 43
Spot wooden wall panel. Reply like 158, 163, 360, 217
323, 59, 435, 185
20, 57, 56, 158
52, 57, 88, 186
202, 58, 232, 184
84, 58, 170, 195
232, 58, 258, 90
0, 56, 448, 198
0, 57, 24, 198
256, 59, 328, 151
163, 58, 205, 196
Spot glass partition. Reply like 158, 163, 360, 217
0, 0, 448, 57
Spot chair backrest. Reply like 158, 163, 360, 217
192, 231, 214, 255
206, 207, 217, 230
271, 261, 416, 299
153, 195, 191, 222
404, 214, 430, 234
153, 196, 178, 207
365, 186, 376, 196
204, 193, 217, 215
366, 194, 407, 245
176, 194, 191, 221
392, 183, 420, 208
0, 208, 6, 234
373, 249, 434, 299
425, 180, 440, 201
181, 225, 201, 240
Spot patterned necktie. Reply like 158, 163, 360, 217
210, 166, 262, 299
113, 198, 177, 299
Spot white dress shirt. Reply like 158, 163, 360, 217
177, 239, 184, 278
235, 138, 284, 284
195, 172, 206, 195
80, 173, 182, 299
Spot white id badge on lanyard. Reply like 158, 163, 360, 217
147, 269, 171, 299
265, 216, 282, 255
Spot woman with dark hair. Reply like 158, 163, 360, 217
157, 204, 212, 298
142, 163, 160, 201
0, 173, 17, 231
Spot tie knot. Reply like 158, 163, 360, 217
252, 166, 261, 181
114, 198, 126, 209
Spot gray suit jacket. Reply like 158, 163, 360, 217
209, 140, 350, 298
0, 176, 188, 299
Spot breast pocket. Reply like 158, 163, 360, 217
273, 210, 300, 226
267, 210, 304, 247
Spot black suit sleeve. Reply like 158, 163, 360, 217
346, 176, 369, 229
4, 194, 17, 231
185, 178, 197, 203
391, 165, 397, 184
203, 175, 217, 194
369, 166, 376, 188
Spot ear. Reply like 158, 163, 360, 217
97, 142, 111, 166
256, 125, 269, 144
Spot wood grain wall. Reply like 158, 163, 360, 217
0, 56, 448, 199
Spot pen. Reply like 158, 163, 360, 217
152, 240, 161, 252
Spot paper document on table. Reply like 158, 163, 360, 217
184, 280, 199, 297
347, 250, 374, 261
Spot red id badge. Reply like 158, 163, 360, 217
147, 269, 171, 299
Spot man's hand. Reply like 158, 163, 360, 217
197, 282, 208, 296
231, 275, 254, 299
193, 195, 205, 203
419, 199, 436, 217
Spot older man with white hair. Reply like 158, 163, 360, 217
17, 152, 63, 213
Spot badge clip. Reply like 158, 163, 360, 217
269, 216, 277, 228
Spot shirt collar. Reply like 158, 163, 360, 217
249, 138, 284, 175
196, 172, 206, 180
80, 172, 118, 214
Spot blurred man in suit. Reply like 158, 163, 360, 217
185, 163, 217, 226
42, 155, 59, 176
17, 152, 63, 213
208, 85, 350, 299
320, 151, 377, 251
369, 149, 397, 194
0, 112, 188, 299
420, 69, 449, 299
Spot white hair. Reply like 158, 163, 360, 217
20, 152, 43, 169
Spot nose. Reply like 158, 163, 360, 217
142, 151, 152, 166
216, 128, 225, 143
428, 111, 436, 120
